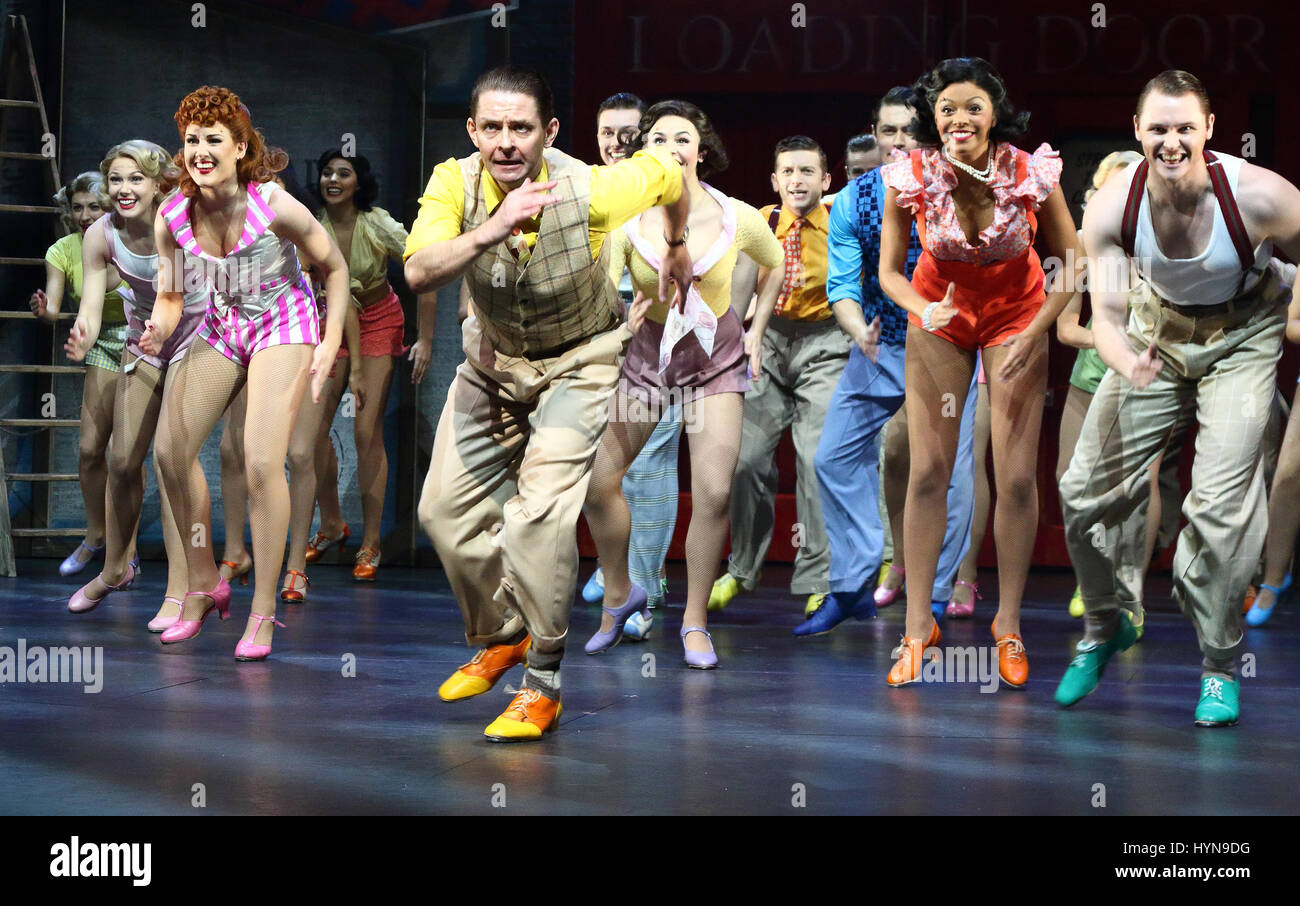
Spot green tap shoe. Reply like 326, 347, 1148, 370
1194, 675, 1240, 727
1054, 610, 1138, 707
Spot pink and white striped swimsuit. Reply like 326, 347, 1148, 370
97, 212, 208, 370
160, 181, 319, 367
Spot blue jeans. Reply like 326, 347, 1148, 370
622, 400, 682, 606
814, 343, 976, 601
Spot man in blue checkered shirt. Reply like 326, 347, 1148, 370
797, 87, 979, 636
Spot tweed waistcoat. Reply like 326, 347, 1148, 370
459, 147, 620, 357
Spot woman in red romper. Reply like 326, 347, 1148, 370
879, 58, 1081, 688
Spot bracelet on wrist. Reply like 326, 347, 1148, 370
921, 301, 939, 332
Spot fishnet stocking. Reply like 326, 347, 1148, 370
585, 387, 659, 631
218, 385, 250, 577
353, 354, 395, 551
285, 367, 347, 572
77, 365, 119, 550
682, 392, 743, 650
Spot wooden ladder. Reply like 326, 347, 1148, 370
0, 13, 72, 578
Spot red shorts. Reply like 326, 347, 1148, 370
908, 249, 1045, 351
324, 287, 407, 378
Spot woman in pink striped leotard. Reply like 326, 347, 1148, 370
144, 85, 351, 662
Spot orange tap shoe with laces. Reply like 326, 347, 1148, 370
992, 618, 1028, 688
438, 635, 532, 702
484, 687, 562, 742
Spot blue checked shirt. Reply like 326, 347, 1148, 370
826, 167, 922, 348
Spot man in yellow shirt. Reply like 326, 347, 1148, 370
404, 66, 690, 742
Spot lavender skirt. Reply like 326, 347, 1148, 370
619, 304, 750, 409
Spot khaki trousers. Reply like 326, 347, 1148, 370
1060, 266, 1290, 663
728, 317, 850, 594
418, 316, 630, 668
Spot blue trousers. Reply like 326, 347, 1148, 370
814, 343, 977, 601
622, 401, 682, 607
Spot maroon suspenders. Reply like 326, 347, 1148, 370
1120, 151, 1259, 294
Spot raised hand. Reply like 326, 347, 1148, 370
484, 178, 561, 244
1127, 341, 1163, 389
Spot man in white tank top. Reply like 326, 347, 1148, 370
1057, 70, 1300, 728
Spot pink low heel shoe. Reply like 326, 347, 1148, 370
235, 612, 287, 662
68, 561, 137, 614
160, 578, 232, 644
874, 564, 905, 608
147, 596, 185, 633
945, 580, 981, 619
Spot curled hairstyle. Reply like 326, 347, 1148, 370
1084, 150, 1143, 206
909, 57, 1030, 148
637, 99, 729, 181
99, 139, 180, 203
172, 85, 287, 197
1136, 69, 1212, 121
313, 149, 379, 212
471, 66, 555, 123
54, 170, 110, 233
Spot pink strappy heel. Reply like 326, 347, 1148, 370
147, 596, 184, 633
235, 612, 287, 662
945, 580, 981, 619
160, 578, 232, 644
874, 564, 905, 607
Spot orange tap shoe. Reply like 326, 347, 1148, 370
219, 556, 253, 586
352, 547, 380, 582
992, 618, 1028, 688
888, 619, 941, 686
280, 570, 309, 603
438, 635, 532, 702
484, 687, 562, 742
305, 525, 349, 564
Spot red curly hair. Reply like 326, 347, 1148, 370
172, 85, 287, 197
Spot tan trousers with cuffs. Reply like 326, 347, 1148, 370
418, 315, 631, 669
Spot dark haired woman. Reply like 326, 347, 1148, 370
145, 86, 350, 660
32, 171, 136, 578
582, 99, 784, 667
879, 58, 1080, 686
277, 150, 432, 598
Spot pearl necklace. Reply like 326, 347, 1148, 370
943, 144, 996, 183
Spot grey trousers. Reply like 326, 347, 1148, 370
1060, 265, 1290, 664
728, 317, 850, 594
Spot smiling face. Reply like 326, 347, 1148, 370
320, 157, 358, 208
596, 107, 641, 166
646, 114, 700, 178
934, 82, 996, 159
183, 122, 247, 190
1134, 91, 1214, 183
771, 149, 830, 215
70, 190, 104, 233
468, 90, 558, 191
105, 157, 160, 221
874, 103, 917, 157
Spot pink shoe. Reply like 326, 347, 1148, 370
235, 612, 287, 662
945, 580, 981, 619
68, 562, 136, 614
874, 564, 905, 608
160, 578, 232, 644
147, 596, 184, 633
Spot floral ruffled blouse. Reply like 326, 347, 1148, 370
882, 142, 1062, 266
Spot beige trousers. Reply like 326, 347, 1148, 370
1060, 265, 1290, 663
418, 316, 630, 668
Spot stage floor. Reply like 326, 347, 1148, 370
1, 559, 1295, 815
